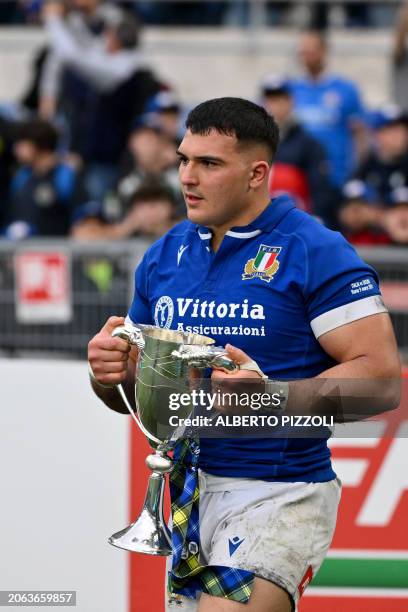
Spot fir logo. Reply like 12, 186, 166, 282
242, 245, 281, 283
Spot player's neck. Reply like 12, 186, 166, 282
210, 196, 271, 252
306, 65, 325, 81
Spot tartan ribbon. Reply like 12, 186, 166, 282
169, 438, 254, 603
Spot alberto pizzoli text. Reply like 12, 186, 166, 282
168, 414, 334, 428
167, 391, 334, 428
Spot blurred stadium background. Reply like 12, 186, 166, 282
0, 1, 407, 611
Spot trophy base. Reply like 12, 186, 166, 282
108, 508, 172, 556
108, 471, 172, 556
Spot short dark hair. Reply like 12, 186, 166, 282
185, 97, 279, 163
129, 183, 177, 208
114, 13, 140, 49
16, 119, 59, 152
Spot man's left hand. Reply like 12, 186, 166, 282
211, 343, 264, 380
210, 344, 265, 415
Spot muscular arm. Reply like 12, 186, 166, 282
287, 312, 401, 419
318, 312, 400, 378
214, 313, 401, 421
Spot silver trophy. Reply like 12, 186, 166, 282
108, 324, 237, 556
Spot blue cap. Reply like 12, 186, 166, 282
368, 106, 408, 130
131, 112, 163, 133
342, 180, 378, 203
71, 201, 105, 225
144, 91, 180, 114
260, 74, 291, 96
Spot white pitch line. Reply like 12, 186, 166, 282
327, 549, 408, 559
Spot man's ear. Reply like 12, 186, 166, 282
249, 160, 270, 189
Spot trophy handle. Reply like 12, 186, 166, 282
171, 345, 239, 372
111, 324, 145, 349
111, 324, 163, 446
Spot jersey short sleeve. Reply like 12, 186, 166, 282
303, 229, 387, 338
126, 253, 152, 325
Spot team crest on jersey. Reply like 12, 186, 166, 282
154, 295, 174, 328
242, 244, 281, 283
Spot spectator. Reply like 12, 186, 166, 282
41, 1, 162, 201
260, 74, 338, 227
391, 1, 408, 108
338, 179, 389, 246
382, 186, 408, 245
39, 0, 124, 118
3, 119, 95, 239
23, 0, 111, 117
290, 30, 366, 187
143, 90, 184, 142
115, 115, 182, 215
72, 183, 179, 240
355, 107, 408, 203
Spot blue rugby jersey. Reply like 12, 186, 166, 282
290, 75, 365, 186
127, 195, 386, 482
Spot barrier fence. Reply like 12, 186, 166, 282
0, 239, 407, 360
0, 238, 150, 357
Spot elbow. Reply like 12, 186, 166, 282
382, 377, 401, 412
385, 353, 402, 410
373, 346, 401, 411
365, 353, 402, 413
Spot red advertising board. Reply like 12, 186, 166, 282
15, 251, 71, 323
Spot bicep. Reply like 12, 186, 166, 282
318, 312, 400, 375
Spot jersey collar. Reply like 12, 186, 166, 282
196, 195, 296, 241
301, 69, 331, 85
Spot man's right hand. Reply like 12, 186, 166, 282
88, 316, 131, 388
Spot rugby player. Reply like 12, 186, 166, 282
88, 97, 400, 612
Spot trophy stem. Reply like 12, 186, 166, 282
108, 449, 173, 556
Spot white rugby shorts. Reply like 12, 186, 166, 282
166, 470, 341, 611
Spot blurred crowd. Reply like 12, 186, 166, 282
0, 1, 399, 28
1, 0, 408, 246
